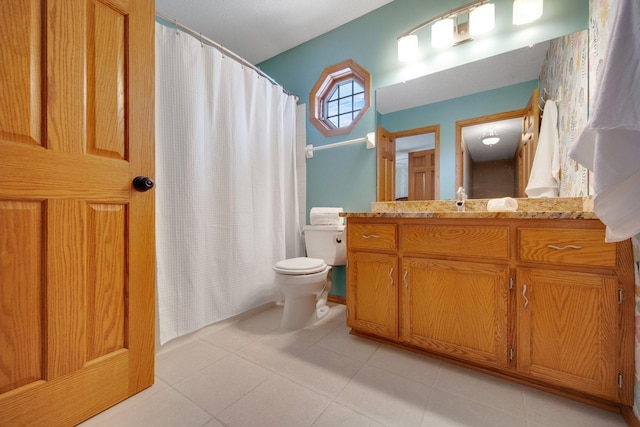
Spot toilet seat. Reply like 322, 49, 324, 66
273, 257, 327, 275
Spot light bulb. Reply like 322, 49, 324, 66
398, 35, 419, 62
469, 3, 495, 36
431, 18, 454, 48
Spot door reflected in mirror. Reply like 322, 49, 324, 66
377, 125, 439, 201
396, 133, 436, 201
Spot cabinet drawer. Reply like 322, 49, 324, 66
401, 225, 509, 260
518, 228, 616, 268
348, 223, 397, 251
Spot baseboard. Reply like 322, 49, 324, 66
328, 294, 346, 305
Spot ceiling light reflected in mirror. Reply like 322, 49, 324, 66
481, 129, 500, 146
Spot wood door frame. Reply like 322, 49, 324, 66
376, 126, 395, 202
455, 109, 526, 193
378, 125, 440, 201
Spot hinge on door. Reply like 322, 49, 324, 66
618, 373, 623, 388
509, 276, 514, 291
509, 346, 514, 361
618, 289, 624, 305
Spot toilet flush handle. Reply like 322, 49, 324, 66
335, 232, 344, 244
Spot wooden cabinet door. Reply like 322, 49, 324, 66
347, 252, 398, 339
516, 268, 620, 401
400, 258, 509, 369
0, 1, 155, 425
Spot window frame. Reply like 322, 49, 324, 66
309, 59, 371, 137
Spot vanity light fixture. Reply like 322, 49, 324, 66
513, 0, 543, 25
397, 0, 495, 62
481, 129, 500, 146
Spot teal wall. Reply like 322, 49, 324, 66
258, 0, 589, 298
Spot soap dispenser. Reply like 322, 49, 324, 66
456, 187, 467, 212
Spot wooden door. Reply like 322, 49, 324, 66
376, 126, 395, 201
347, 251, 398, 339
400, 258, 509, 369
516, 268, 620, 401
0, 1, 155, 425
517, 89, 539, 197
408, 149, 435, 200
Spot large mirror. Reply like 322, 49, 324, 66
376, 29, 589, 201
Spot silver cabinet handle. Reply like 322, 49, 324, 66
389, 268, 394, 287
522, 284, 529, 309
362, 234, 380, 239
403, 271, 408, 289
547, 244, 583, 250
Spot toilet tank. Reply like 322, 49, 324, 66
303, 225, 346, 266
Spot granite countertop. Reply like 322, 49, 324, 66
341, 197, 598, 220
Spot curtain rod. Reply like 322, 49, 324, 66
155, 12, 296, 99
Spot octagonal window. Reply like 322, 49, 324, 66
309, 59, 370, 137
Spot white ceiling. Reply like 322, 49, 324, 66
154, 0, 394, 64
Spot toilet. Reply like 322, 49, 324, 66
273, 209, 346, 329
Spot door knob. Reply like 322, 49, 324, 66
132, 176, 155, 192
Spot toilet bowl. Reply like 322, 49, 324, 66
273, 221, 346, 329
273, 257, 332, 329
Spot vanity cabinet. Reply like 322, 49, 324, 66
345, 216, 634, 408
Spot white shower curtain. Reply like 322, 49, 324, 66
155, 23, 302, 345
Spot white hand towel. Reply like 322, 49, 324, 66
309, 207, 344, 225
568, 0, 640, 242
526, 99, 560, 198
487, 197, 518, 212
310, 207, 344, 215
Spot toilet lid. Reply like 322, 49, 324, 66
273, 257, 327, 275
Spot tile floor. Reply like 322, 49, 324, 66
80, 303, 627, 427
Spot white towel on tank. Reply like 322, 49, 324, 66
309, 207, 344, 225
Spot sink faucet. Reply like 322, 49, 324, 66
456, 187, 467, 212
